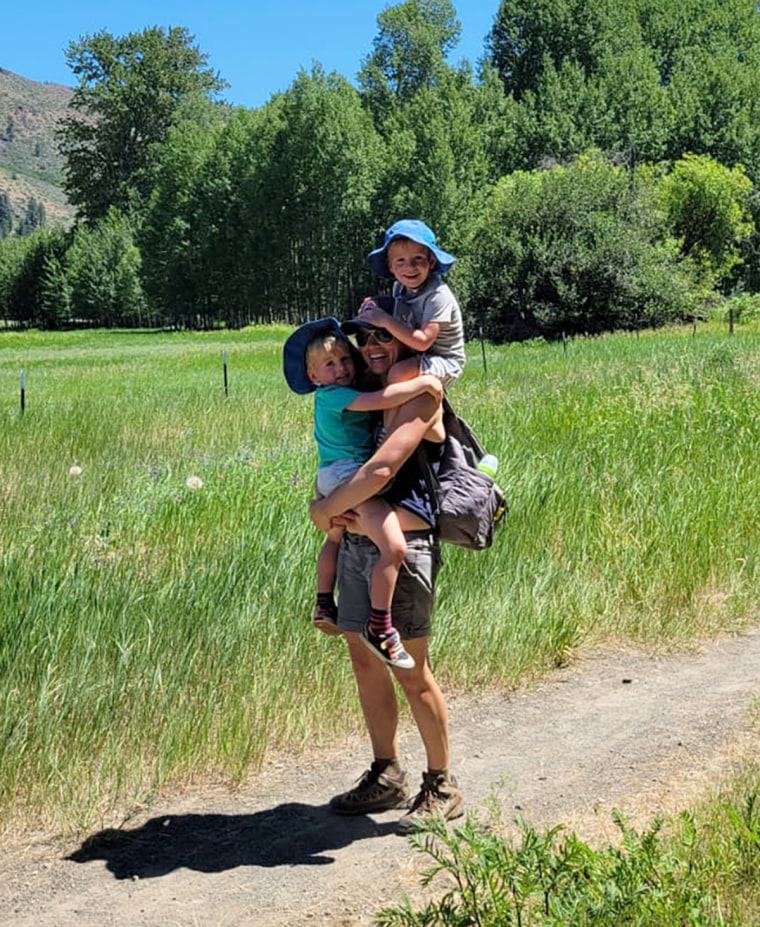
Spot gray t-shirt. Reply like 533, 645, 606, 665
392, 274, 465, 370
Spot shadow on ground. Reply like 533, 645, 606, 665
67, 802, 397, 878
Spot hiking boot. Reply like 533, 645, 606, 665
329, 761, 411, 815
312, 604, 340, 636
397, 771, 464, 834
360, 627, 415, 670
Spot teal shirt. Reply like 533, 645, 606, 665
313, 385, 375, 466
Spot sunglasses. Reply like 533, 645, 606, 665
354, 328, 394, 347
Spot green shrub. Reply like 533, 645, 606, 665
377, 783, 760, 927
463, 152, 695, 342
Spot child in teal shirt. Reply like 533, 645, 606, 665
284, 317, 442, 671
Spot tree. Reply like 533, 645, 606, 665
141, 67, 383, 327
510, 58, 595, 169
0, 192, 13, 238
659, 154, 755, 292
357, 0, 494, 282
588, 46, 672, 168
359, 0, 461, 121
16, 199, 46, 237
484, 0, 760, 180
246, 68, 383, 321
486, 0, 618, 101
139, 114, 228, 327
485, 0, 675, 169
0, 228, 69, 328
637, 0, 760, 87
666, 48, 760, 182
40, 249, 72, 328
0, 236, 26, 324
66, 211, 147, 326
57, 26, 227, 222
369, 68, 494, 267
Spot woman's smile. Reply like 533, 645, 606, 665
360, 338, 398, 375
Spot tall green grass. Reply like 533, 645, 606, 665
1, 324, 759, 829
441, 328, 760, 684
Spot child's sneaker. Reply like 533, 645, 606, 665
360, 627, 415, 670
312, 605, 340, 636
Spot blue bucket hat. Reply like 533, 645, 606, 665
283, 317, 345, 394
368, 219, 456, 279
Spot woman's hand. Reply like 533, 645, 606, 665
309, 497, 358, 533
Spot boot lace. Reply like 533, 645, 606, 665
409, 772, 443, 814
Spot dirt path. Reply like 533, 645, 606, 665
2, 627, 759, 927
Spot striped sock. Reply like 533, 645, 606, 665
316, 593, 336, 618
368, 607, 392, 636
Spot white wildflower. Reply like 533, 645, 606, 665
69, 465, 83, 477
186, 476, 203, 491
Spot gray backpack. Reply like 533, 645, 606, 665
420, 398, 508, 550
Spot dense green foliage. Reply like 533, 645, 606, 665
3, 0, 760, 335
1, 325, 760, 830
486, 0, 760, 175
467, 154, 695, 340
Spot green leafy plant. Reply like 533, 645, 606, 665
377, 792, 760, 927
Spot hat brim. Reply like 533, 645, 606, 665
341, 317, 382, 335
283, 317, 344, 394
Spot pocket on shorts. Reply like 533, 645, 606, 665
394, 540, 439, 638
399, 541, 434, 594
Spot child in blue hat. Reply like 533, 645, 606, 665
283, 317, 443, 671
359, 219, 465, 388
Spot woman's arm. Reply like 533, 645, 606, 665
309, 392, 439, 532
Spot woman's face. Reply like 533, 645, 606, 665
356, 328, 401, 381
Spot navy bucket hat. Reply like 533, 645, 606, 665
368, 219, 456, 279
283, 316, 345, 394
341, 296, 395, 335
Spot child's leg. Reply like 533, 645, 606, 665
353, 498, 415, 670
386, 354, 422, 385
313, 526, 343, 636
317, 526, 343, 595
353, 498, 406, 615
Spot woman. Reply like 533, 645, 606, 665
309, 316, 463, 833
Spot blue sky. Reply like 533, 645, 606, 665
3, 1, 499, 109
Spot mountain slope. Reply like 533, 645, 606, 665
0, 67, 75, 226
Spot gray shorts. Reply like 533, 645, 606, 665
420, 354, 463, 389
336, 531, 441, 640
316, 459, 361, 497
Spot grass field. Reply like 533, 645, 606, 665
1, 323, 759, 831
